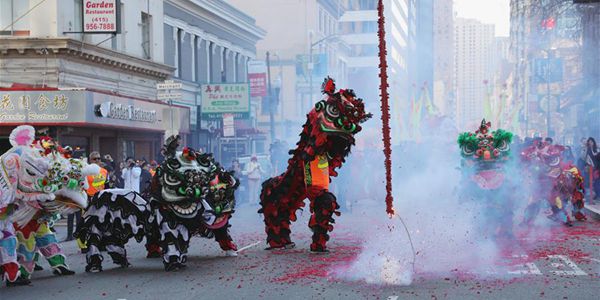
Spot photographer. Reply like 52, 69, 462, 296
121, 157, 142, 193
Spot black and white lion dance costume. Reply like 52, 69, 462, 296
75, 135, 239, 272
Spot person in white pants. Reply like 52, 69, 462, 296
243, 156, 264, 206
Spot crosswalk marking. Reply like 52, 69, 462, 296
584, 257, 600, 263
548, 255, 588, 276
508, 254, 543, 275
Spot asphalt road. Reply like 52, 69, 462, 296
1, 204, 600, 300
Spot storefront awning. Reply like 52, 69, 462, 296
0, 89, 190, 134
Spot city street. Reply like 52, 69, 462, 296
2, 0, 600, 299
2, 206, 599, 300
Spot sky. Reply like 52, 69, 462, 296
455, 0, 511, 37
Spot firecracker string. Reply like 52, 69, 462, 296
377, 0, 394, 216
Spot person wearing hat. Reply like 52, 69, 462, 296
243, 155, 264, 206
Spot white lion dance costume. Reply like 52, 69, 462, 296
0, 125, 98, 286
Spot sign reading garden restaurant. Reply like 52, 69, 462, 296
83, 0, 121, 34
201, 83, 250, 120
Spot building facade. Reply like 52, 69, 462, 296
509, 0, 598, 141
0, 0, 188, 162
162, 0, 265, 162
339, 0, 416, 143
228, 0, 349, 146
454, 18, 496, 129
432, 0, 454, 117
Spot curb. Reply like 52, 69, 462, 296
584, 203, 600, 220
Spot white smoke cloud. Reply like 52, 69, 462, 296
336, 124, 556, 285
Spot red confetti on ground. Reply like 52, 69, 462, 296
271, 245, 361, 284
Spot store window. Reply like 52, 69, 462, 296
122, 140, 135, 162
60, 136, 90, 160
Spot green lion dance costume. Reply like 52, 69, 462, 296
457, 119, 515, 239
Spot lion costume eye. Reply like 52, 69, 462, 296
164, 173, 181, 185
497, 140, 509, 152
326, 104, 339, 118
462, 145, 475, 156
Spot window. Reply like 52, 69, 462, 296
208, 42, 214, 82
176, 28, 182, 77
193, 35, 199, 82
119, 2, 126, 50
0, 0, 30, 36
141, 12, 151, 59
362, 21, 377, 33
319, 9, 323, 33
221, 48, 227, 83
74, 0, 82, 32
359, 0, 374, 10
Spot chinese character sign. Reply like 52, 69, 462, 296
83, 0, 120, 33
0, 91, 81, 123
248, 60, 267, 97
201, 83, 250, 118
248, 73, 267, 97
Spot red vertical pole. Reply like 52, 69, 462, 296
378, 0, 394, 216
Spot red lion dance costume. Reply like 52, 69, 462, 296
258, 77, 371, 252
521, 141, 586, 226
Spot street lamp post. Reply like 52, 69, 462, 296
309, 39, 313, 113
272, 53, 283, 117
266, 51, 275, 141
543, 48, 556, 138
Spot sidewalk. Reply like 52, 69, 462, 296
585, 203, 600, 220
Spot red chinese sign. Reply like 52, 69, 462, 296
247, 60, 268, 97
249, 73, 267, 97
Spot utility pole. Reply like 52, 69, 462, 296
308, 34, 314, 114
266, 51, 275, 141
546, 55, 551, 138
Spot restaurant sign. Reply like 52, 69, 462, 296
201, 83, 250, 120
83, 0, 121, 34
94, 101, 157, 123
0, 91, 85, 123
0, 91, 189, 133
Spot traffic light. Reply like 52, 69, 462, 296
574, 0, 600, 3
